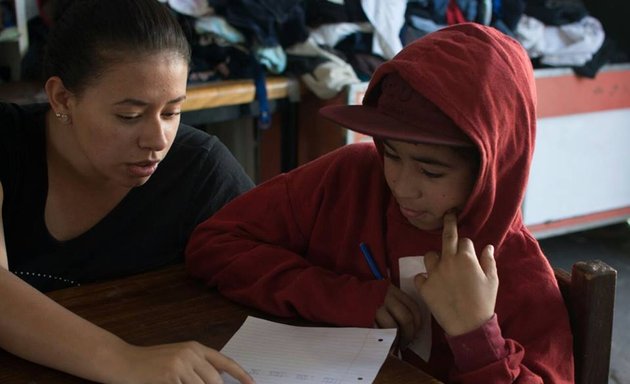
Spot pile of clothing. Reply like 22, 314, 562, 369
514, 0, 610, 77
22, 0, 628, 97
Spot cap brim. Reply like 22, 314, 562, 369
319, 104, 472, 147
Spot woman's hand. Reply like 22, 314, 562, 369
414, 212, 498, 336
113, 341, 255, 384
375, 285, 423, 349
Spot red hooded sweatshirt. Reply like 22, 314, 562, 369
186, 24, 574, 383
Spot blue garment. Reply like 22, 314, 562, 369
456, 0, 478, 22
218, 0, 308, 47
499, 0, 526, 32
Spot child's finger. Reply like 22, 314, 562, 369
392, 287, 423, 330
423, 251, 440, 273
413, 273, 427, 292
441, 212, 458, 258
479, 244, 497, 279
375, 306, 398, 330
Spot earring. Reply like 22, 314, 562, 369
55, 112, 70, 123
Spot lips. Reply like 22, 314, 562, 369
127, 160, 159, 178
399, 205, 425, 219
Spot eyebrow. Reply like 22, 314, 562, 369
383, 140, 452, 168
113, 95, 187, 107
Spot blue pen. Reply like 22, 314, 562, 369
359, 242, 384, 280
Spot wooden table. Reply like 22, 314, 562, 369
0, 265, 442, 383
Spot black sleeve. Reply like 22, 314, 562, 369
172, 125, 255, 239
188, 135, 255, 224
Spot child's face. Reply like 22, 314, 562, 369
382, 139, 477, 231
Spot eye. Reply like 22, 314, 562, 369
161, 111, 181, 119
383, 151, 400, 161
421, 169, 444, 178
116, 114, 141, 121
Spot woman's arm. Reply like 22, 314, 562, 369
0, 183, 253, 384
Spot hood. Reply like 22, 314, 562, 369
368, 23, 537, 249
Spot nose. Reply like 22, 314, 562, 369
138, 116, 169, 151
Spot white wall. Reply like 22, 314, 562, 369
523, 109, 630, 227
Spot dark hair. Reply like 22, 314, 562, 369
43, 0, 191, 95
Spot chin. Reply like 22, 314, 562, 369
130, 178, 151, 188
118, 175, 151, 189
406, 212, 442, 231
409, 219, 441, 231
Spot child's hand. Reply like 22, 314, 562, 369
414, 212, 498, 336
375, 285, 423, 349
113, 341, 255, 384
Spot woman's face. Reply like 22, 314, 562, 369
63, 52, 188, 188
382, 139, 477, 231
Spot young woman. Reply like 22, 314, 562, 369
0, 1, 254, 382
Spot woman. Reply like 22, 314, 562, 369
0, 0, 254, 382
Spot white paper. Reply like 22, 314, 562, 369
220, 316, 397, 384
399, 256, 432, 362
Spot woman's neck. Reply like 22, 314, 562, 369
44, 110, 131, 241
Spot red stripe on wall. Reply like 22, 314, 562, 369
527, 206, 630, 233
536, 69, 630, 118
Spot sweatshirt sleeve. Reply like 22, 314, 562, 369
444, 233, 574, 383
185, 146, 390, 327
446, 315, 539, 383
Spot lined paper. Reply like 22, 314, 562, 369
220, 316, 397, 384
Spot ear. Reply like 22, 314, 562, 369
45, 76, 74, 114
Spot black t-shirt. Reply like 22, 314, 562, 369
0, 102, 254, 291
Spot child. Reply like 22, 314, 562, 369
0, 0, 253, 382
186, 23, 574, 383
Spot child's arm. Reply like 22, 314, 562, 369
0, 183, 253, 384
186, 149, 391, 328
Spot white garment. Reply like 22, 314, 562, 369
286, 37, 361, 99
479, 0, 492, 25
516, 15, 605, 67
361, 0, 407, 59
309, 22, 373, 48
302, 61, 361, 99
